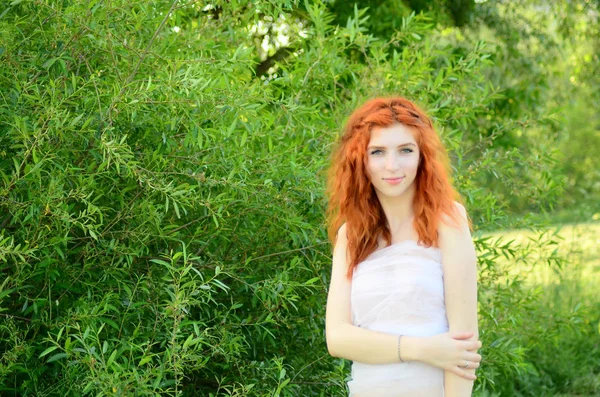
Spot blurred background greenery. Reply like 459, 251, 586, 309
0, 0, 598, 395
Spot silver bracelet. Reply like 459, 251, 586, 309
397, 335, 405, 362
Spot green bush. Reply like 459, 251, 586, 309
0, 1, 597, 396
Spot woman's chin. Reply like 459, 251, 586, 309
375, 187, 408, 198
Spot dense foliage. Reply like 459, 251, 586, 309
0, 0, 598, 396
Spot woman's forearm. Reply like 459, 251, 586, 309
326, 323, 423, 364
444, 369, 475, 396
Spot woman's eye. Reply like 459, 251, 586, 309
400, 148, 413, 153
370, 150, 383, 155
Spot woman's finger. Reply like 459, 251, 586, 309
451, 331, 474, 340
461, 352, 482, 363
450, 367, 477, 380
458, 360, 481, 369
460, 340, 482, 351
467, 353, 482, 362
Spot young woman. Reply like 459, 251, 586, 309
325, 97, 481, 397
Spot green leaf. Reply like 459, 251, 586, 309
0, 288, 15, 300
138, 356, 152, 366
150, 259, 171, 267
42, 58, 57, 69
89, 229, 98, 240
173, 200, 180, 219
227, 117, 237, 137
39, 346, 59, 358
70, 114, 84, 127
106, 350, 117, 367
47, 353, 68, 363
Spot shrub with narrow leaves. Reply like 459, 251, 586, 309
1, 1, 596, 396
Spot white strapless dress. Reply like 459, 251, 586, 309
348, 240, 448, 397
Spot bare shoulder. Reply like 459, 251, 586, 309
452, 201, 467, 218
326, 222, 353, 335
332, 222, 348, 250
336, 222, 348, 241
439, 201, 469, 234
438, 201, 473, 253
332, 222, 349, 265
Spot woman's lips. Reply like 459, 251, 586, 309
383, 177, 404, 185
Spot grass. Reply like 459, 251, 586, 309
486, 222, 599, 300
483, 222, 600, 396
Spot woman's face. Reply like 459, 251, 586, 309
365, 123, 420, 198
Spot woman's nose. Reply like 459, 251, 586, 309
385, 154, 400, 171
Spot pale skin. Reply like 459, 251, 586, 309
325, 123, 481, 396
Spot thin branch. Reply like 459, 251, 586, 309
106, 0, 181, 124
245, 242, 328, 263
0, 313, 31, 323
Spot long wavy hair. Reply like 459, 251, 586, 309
326, 97, 464, 278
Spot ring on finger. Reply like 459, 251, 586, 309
461, 361, 469, 369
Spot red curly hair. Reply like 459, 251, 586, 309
326, 97, 464, 278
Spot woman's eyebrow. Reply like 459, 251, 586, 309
367, 143, 417, 149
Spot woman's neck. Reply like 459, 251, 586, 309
375, 184, 416, 233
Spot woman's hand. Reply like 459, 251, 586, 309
418, 331, 482, 380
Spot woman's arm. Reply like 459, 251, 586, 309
439, 203, 480, 396
326, 223, 481, 380
325, 224, 418, 363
